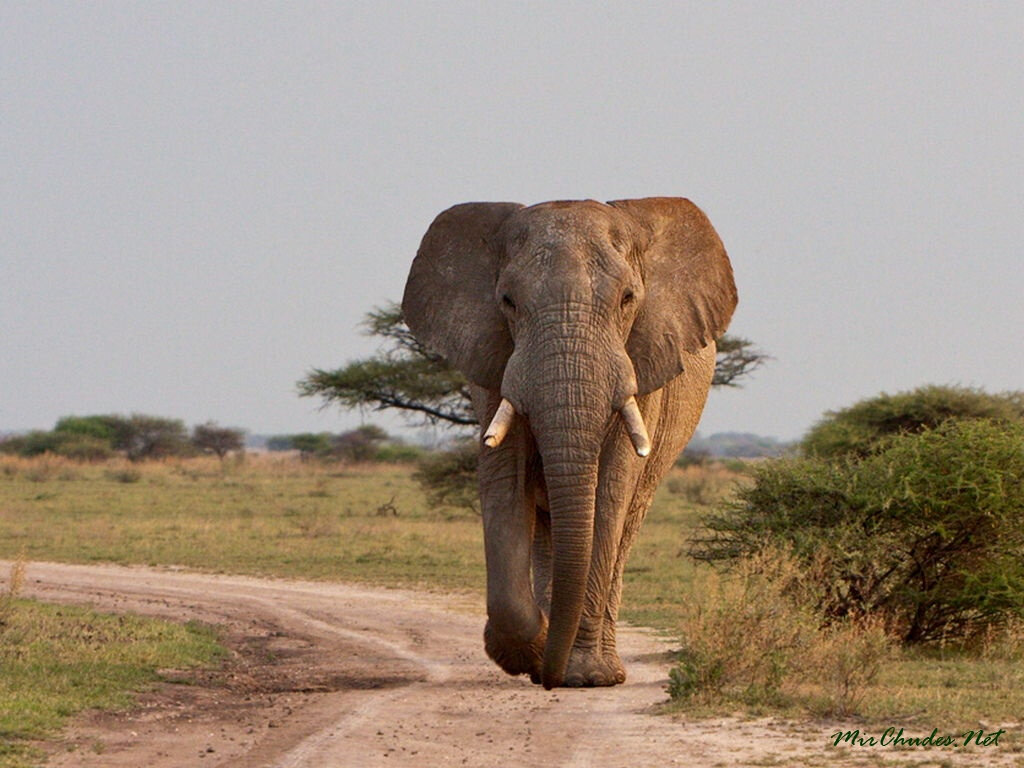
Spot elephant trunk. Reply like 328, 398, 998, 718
529, 397, 604, 689
491, 310, 648, 688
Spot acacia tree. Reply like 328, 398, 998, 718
191, 422, 246, 460
299, 302, 767, 426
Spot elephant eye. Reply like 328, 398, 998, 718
621, 290, 635, 308
502, 294, 517, 311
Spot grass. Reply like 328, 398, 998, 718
0, 454, 484, 591
2, 453, 1023, 741
0, 593, 223, 767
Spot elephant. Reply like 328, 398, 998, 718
402, 197, 737, 689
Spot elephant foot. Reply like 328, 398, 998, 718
484, 617, 546, 680
562, 648, 627, 687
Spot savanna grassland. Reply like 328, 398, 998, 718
1, 453, 1023, 765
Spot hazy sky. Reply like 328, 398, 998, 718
2, 2, 1021, 441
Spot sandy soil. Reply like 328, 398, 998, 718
10, 561, 1012, 767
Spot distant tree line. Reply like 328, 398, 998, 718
265, 425, 424, 463
0, 415, 245, 462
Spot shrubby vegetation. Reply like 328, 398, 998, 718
1, 414, 247, 463
802, 384, 1024, 459
1, 416, 429, 467
3, 414, 190, 461
412, 439, 480, 514
670, 548, 891, 715
690, 386, 1024, 647
265, 425, 424, 464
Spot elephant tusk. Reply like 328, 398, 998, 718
483, 398, 516, 448
620, 397, 651, 457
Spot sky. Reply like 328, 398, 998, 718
2, 2, 1021, 441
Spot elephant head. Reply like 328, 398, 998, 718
402, 198, 736, 687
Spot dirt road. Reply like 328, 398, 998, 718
17, 562, 858, 766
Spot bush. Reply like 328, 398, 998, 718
802, 385, 1024, 459
693, 419, 1024, 644
289, 433, 334, 459
53, 435, 114, 461
1, 430, 114, 461
413, 440, 479, 514
53, 415, 119, 443
0, 431, 66, 457
332, 425, 388, 462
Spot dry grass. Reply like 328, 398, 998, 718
0, 554, 26, 628
0, 454, 485, 591
668, 547, 895, 717
664, 462, 749, 506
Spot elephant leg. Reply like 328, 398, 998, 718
602, 348, 716, 671
561, 396, 655, 687
474, 392, 546, 680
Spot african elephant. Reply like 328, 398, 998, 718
402, 198, 737, 689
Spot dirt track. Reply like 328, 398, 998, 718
11, 561, 928, 767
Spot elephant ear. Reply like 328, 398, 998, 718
402, 202, 524, 389
609, 197, 738, 395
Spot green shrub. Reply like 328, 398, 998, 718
0, 431, 65, 457
413, 440, 479, 514
693, 419, 1024, 644
802, 385, 1024, 459
289, 433, 334, 459
0, 429, 114, 460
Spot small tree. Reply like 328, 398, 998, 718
289, 433, 334, 460
333, 425, 389, 462
266, 435, 296, 452
121, 414, 190, 461
192, 422, 245, 460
